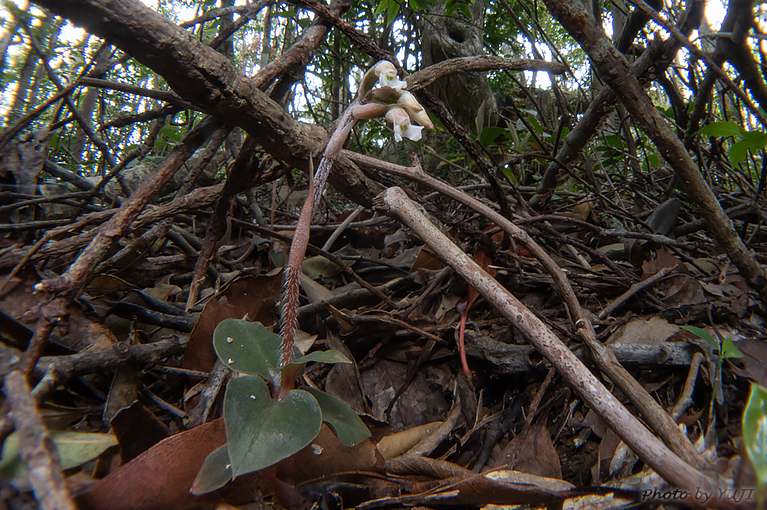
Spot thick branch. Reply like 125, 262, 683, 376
30, 0, 328, 170
541, 0, 767, 297
533, 0, 705, 205
406, 56, 566, 91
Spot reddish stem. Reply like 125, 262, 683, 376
456, 299, 472, 378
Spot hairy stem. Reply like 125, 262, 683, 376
278, 106, 360, 398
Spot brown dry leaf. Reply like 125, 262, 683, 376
183, 274, 281, 372
288, 425, 384, 483
657, 274, 706, 307
110, 401, 170, 463
606, 317, 679, 345
325, 332, 368, 415
592, 428, 621, 484
74, 419, 227, 510
69, 311, 120, 353
376, 422, 443, 460
504, 415, 562, 479
0, 277, 116, 353
731, 339, 767, 387
85, 274, 135, 294
485, 468, 574, 491
385, 455, 474, 478
642, 247, 681, 274
384, 472, 569, 507
360, 358, 449, 431
102, 367, 141, 425
410, 246, 445, 271
299, 271, 334, 303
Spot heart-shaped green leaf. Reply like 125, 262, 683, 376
303, 387, 371, 447
224, 376, 321, 477
282, 350, 351, 373
190, 445, 232, 495
213, 319, 281, 380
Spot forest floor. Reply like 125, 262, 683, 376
0, 168, 764, 510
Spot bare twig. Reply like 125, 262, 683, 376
598, 267, 672, 320
4, 371, 76, 510
375, 186, 713, 494
350, 149, 705, 469
322, 205, 363, 251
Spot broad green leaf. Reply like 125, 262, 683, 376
699, 121, 742, 138
721, 338, 744, 359
742, 130, 767, 149
190, 445, 232, 495
605, 134, 623, 148
374, 0, 390, 16
159, 125, 183, 142
680, 325, 716, 347
479, 127, 509, 147
224, 376, 321, 477
282, 350, 352, 373
213, 319, 281, 379
0, 431, 117, 481
743, 384, 767, 494
304, 387, 371, 447
408, 0, 432, 11
527, 116, 544, 135
728, 140, 752, 167
386, 0, 400, 26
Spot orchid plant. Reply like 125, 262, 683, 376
192, 62, 432, 495
279, 60, 433, 396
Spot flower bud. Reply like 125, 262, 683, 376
352, 102, 391, 120
397, 91, 434, 129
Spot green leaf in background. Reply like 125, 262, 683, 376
224, 376, 321, 477
159, 125, 184, 142
386, 0, 400, 26
742, 130, 767, 149
743, 383, 767, 505
304, 387, 371, 447
0, 431, 117, 482
479, 127, 509, 147
374, 0, 400, 26
213, 319, 281, 380
729, 139, 752, 167
408, 0, 432, 12
699, 121, 742, 138
680, 325, 716, 347
190, 445, 232, 495
374, 0, 389, 16
282, 350, 351, 373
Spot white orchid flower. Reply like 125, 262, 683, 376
386, 107, 424, 142
374, 61, 407, 91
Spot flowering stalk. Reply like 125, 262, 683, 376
278, 61, 433, 398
